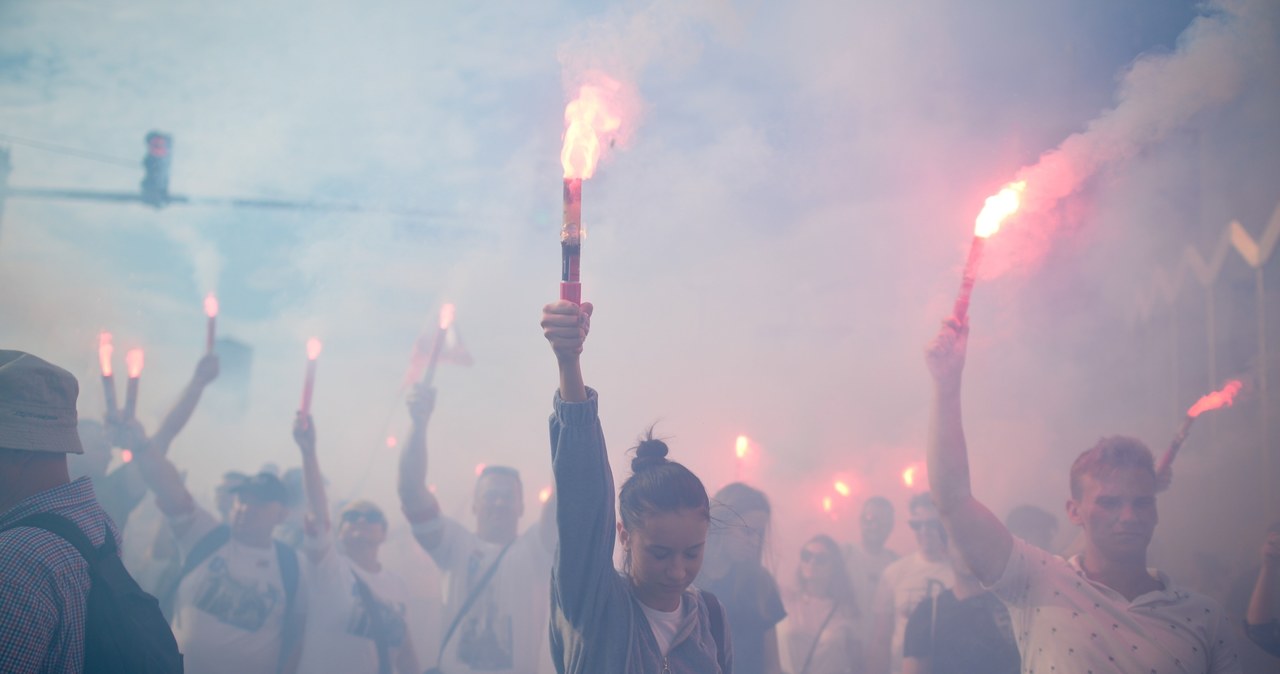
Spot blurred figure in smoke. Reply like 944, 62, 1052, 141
779, 534, 861, 674
925, 316, 1241, 673
70, 353, 220, 531
1237, 522, 1280, 663
901, 545, 1017, 674
867, 493, 953, 674
397, 384, 556, 674
845, 496, 898, 640
541, 299, 731, 673
1004, 504, 1058, 553
701, 482, 786, 674
215, 470, 250, 522
293, 413, 419, 674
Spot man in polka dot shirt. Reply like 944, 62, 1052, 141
923, 316, 1242, 674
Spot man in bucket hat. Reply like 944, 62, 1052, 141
0, 350, 122, 672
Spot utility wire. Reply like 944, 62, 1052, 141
0, 131, 137, 168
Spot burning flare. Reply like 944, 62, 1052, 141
974, 181, 1026, 238
125, 349, 145, 378
735, 435, 749, 460
561, 78, 623, 180
1187, 379, 1244, 418
98, 332, 114, 377
306, 338, 324, 361
822, 496, 834, 513
439, 303, 456, 331
834, 481, 851, 497
539, 487, 553, 504
204, 293, 219, 318
902, 465, 918, 488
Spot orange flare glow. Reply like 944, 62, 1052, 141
1187, 380, 1244, 418
121, 449, 133, 464
561, 77, 623, 180
735, 435, 749, 460
306, 338, 323, 361
822, 496, 834, 513
97, 332, 114, 377
204, 293, 219, 318
902, 465, 918, 488
125, 349, 145, 378
539, 487, 553, 504
834, 481, 851, 497
974, 181, 1026, 238
439, 303, 456, 331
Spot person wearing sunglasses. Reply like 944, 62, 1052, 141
779, 535, 861, 674
867, 493, 954, 674
293, 413, 419, 674
925, 315, 1241, 673
845, 496, 898, 643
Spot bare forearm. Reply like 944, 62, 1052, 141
133, 444, 193, 516
866, 615, 892, 674
1248, 566, 1277, 625
558, 357, 587, 403
928, 388, 973, 508
151, 379, 208, 455
300, 449, 330, 532
397, 422, 436, 516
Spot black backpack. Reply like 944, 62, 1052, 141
3, 513, 183, 674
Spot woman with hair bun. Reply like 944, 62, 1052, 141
541, 300, 732, 674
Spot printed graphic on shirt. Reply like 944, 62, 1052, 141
346, 581, 409, 648
193, 556, 282, 632
455, 549, 515, 669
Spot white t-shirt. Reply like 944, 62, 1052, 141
640, 598, 684, 656
414, 516, 553, 673
844, 543, 897, 641
989, 536, 1243, 673
297, 530, 415, 674
779, 591, 861, 674
169, 507, 305, 674
874, 551, 953, 673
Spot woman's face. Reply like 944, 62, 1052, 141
798, 541, 837, 595
724, 508, 768, 565
620, 507, 710, 611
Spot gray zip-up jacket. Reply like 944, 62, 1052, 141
548, 389, 732, 674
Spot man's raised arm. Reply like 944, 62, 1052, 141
129, 419, 196, 520
293, 413, 331, 563
925, 317, 1012, 586
149, 354, 220, 456
397, 385, 444, 547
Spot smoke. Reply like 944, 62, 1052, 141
160, 223, 222, 295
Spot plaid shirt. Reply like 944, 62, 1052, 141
0, 477, 120, 674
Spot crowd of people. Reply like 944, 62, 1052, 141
0, 300, 1277, 673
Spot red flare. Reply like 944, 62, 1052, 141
98, 332, 114, 377
204, 293, 219, 318
126, 349, 145, 378
439, 303, 456, 331
1187, 379, 1244, 418
974, 181, 1026, 239
834, 481, 851, 497
735, 435, 749, 460
539, 486, 553, 504
822, 496, 834, 513
121, 449, 133, 464
385, 436, 398, 449
561, 76, 624, 180
902, 465, 919, 488
475, 462, 487, 477
306, 338, 323, 361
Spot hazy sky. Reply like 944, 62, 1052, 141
2, 0, 1277, 567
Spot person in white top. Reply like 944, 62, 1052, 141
868, 493, 954, 674
293, 413, 419, 674
396, 385, 556, 674
781, 534, 862, 674
924, 315, 1242, 674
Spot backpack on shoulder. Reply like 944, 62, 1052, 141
4, 513, 184, 674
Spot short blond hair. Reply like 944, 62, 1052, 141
1069, 436, 1155, 499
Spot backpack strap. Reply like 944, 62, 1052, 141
160, 523, 231, 618
702, 590, 729, 673
2, 513, 102, 565
435, 539, 514, 669
351, 571, 393, 674
274, 541, 302, 674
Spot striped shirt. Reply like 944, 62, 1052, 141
0, 477, 120, 674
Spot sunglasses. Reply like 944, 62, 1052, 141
909, 519, 944, 532
342, 510, 386, 525
799, 549, 831, 564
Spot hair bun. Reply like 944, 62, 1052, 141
631, 438, 670, 473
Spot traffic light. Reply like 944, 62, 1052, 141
140, 131, 172, 207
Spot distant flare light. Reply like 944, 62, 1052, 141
98, 332, 114, 378
834, 481, 851, 497
822, 496, 834, 514
306, 338, 324, 361
123, 348, 144, 422
475, 462, 487, 477
735, 435, 749, 460
539, 486, 553, 504
204, 293, 219, 354
299, 337, 323, 418
126, 349, 145, 379
902, 465, 918, 488
439, 303, 456, 331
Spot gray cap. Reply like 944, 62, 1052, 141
0, 351, 84, 454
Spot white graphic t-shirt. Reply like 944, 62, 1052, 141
169, 507, 304, 674
414, 516, 552, 673
874, 551, 953, 674
297, 530, 414, 674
